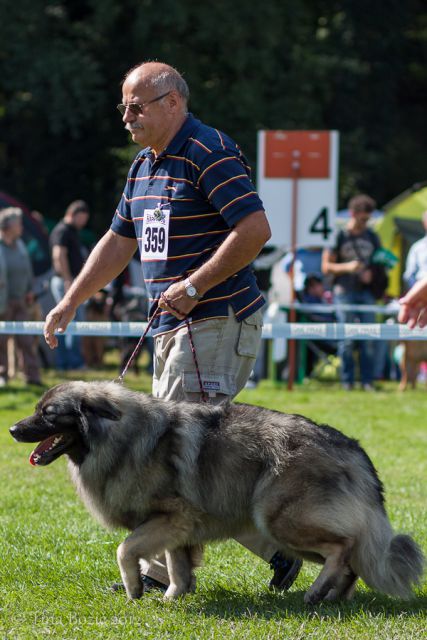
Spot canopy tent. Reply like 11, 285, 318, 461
376, 182, 427, 296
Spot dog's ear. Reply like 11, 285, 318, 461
80, 394, 122, 422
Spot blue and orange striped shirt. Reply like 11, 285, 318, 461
111, 114, 265, 335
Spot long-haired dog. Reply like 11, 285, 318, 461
10, 381, 425, 602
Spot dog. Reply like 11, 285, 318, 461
9, 381, 425, 603
399, 341, 427, 391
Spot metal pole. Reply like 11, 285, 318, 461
287, 150, 301, 391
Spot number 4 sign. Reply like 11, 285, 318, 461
257, 130, 339, 248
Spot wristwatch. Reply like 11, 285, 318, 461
184, 277, 202, 300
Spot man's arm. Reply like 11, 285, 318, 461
44, 230, 137, 348
321, 248, 362, 276
159, 210, 271, 318
398, 274, 427, 328
52, 245, 73, 291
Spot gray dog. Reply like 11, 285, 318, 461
10, 381, 425, 603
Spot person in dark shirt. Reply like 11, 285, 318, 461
49, 200, 89, 370
322, 194, 381, 391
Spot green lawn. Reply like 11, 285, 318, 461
1, 367, 426, 639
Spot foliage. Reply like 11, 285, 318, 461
0, 1, 427, 230
0, 372, 426, 638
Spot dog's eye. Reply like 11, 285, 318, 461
43, 405, 58, 416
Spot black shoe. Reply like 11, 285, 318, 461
110, 575, 168, 594
141, 575, 168, 592
269, 552, 302, 590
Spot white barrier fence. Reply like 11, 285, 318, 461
1, 320, 427, 341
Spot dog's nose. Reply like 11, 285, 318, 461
9, 425, 18, 438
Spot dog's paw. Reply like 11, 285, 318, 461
163, 584, 189, 600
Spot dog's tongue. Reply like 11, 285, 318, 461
29, 435, 63, 466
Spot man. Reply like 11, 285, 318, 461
49, 200, 90, 370
322, 194, 381, 391
44, 62, 301, 592
403, 210, 427, 289
0, 207, 42, 386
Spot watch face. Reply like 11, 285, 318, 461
187, 285, 197, 298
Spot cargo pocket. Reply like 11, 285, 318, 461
236, 309, 263, 358
182, 371, 237, 398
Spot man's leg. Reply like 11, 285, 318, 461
140, 309, 301, 590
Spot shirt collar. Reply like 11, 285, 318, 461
139, 113, 201, 161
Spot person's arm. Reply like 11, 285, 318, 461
52, 245, 73, 291
402, 245, 417, 289
159, 209, 271, 318
44, 230, 137, 348
398, 274, 427, 328
321, 247, 362, 276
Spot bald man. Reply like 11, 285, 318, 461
44, 62, 301, 595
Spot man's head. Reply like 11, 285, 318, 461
64, 200, 90, 230
304, 273, 324, 297
0, 207, 24, 240
119, 61, 189, 153
348, 194, 376, 228
422, 210, 427, 233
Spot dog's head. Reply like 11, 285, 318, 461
9, 381, 122, 466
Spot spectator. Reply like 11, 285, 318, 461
282, 247, 323, 297
0, 207, 42, 386
300, 273, 336, 376
322, 194, 381, 391
403, 210, 427, 289
49, 200, 90, 370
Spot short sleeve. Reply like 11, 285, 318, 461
197, 151, 264, 227
111, 189, 136, 239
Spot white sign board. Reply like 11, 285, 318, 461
257, 130, 339, 248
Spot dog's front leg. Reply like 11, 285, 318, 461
116, 515, 190, 600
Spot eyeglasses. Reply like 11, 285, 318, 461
117, 91, 171, 116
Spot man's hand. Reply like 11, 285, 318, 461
158, 281, 199, 319
346, 260, 364, 274
398, 276, 427, 328
44, 300, 78, 349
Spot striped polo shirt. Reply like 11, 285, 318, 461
111, 113, 265, 336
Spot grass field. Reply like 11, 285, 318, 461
1, 365, 426, 639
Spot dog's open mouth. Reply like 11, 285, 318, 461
29, 433, 75, 466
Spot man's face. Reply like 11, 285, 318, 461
120, 77, 172, 150
352, 210, 371, 227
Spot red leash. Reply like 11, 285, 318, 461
117, 295, 208, 402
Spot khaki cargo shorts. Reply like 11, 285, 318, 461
152, 307, 263, 403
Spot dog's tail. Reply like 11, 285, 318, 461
352, 508, 425, 599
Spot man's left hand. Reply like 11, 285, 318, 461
158, 281, 199, 319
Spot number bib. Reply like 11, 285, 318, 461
141, 206, 170, 260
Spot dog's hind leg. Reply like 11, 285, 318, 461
323, 567, 358, 602
303, 541, 354, 605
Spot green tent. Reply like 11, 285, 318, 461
376, 182, 427, 296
